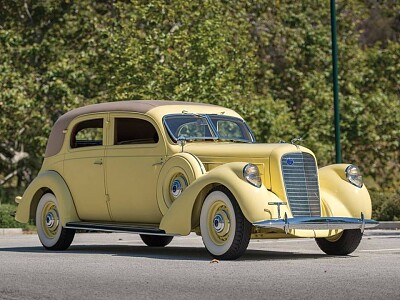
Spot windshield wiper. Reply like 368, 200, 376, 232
178, 136, 218, 142
217, 138, 251, 143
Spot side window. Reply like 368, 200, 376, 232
71, 118, 104, 148
114, 118, 159, 145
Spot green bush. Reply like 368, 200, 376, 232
0, 204, 29, 229
370, 191, 400, 221
0, 186, 26, 205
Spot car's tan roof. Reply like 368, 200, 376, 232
44, 100, 220, 157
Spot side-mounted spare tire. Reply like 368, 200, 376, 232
157, 153, 205, 215
36, 193, 75, 250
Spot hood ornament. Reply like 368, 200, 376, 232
291, 137, 304, 149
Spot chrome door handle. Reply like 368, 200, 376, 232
152, 158, 164, 166
94, 159, 103, 165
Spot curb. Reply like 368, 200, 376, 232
0, 228, 24, 236
372, 221, 400, 230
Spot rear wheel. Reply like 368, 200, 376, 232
36, 193, 75, 250
200, 187, 251, 260
140, 234, 173, 247
315, 229, 363, 255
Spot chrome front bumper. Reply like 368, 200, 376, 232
253, 213, 379, 234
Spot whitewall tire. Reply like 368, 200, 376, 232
200, 187, 251, 260
36, 193, 75, 250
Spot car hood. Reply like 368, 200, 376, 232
184, 142, 312, 159
184, 142, 316, 190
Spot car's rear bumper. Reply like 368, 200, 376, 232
253, 213, 379, 233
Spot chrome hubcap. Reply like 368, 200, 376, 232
213, 214, 225, 233
46, 213, 55, 228
170, 174, 188, 199
171, 179, 183, 198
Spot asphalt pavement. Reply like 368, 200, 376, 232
0, 230, 399, 300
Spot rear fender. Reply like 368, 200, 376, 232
15, 170, 80, 226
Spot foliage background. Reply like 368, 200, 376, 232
0, 0, 399, 220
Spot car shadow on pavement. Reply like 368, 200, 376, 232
0, 244, 336, 262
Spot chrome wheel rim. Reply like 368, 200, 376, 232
41, 201, 60, 239
207, 200, 231, 246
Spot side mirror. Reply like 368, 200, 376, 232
177, 136, 187, 152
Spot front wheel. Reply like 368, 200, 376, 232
315, 229, 363, 255
200, 187, 251, 260
140, 234, 173, 247
36, 193, 75, 250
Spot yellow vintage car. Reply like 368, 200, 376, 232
15, 100, 378, 259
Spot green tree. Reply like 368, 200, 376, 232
0, 0, 399, 205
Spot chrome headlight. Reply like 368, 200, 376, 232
243, 163, 262, 188
345, 165, 363, 188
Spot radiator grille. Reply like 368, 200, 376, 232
281, 152, 321, 217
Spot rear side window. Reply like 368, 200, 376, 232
71, 119, 103, 148
114, 118, 159, 145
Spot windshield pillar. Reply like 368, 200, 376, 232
204, 115, 220, 139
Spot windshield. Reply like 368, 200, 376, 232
163, 114, 255, 143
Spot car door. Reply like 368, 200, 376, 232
63, 114, 111, 221
105, 114, 166, 223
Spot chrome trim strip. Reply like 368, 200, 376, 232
204, 114, 220, 139
186, 152, 206, 174
65, 222, 177, 236
163, 115, 179, 142
360, 212, 365, 233
243, 122, 257, 143
253, 215, 378, 233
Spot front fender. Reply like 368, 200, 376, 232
159, 162, 285, 235
319, 164, 372, 219
15, 170, 80, 226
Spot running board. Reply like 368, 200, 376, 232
65, 222, 171, 236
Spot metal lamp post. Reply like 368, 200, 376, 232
330, 0, 342, 163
